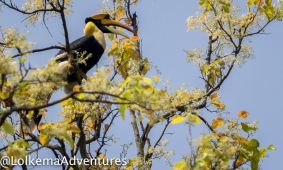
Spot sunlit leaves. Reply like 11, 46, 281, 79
241, 122, 257, 133
201, 60, 225, 88
119, 104, 128, 120
83, 67, 113, 92
3, 28, 33, 51
153, 76, 160, 82
173, 160, 188, 170
0, 56, 18, 75
220, 0, 231, 13
187, 113, 202, 125
211, 117, 224, 129
108, 37, 140, 79
267, 144, 275, 150
238, 110, 249, 118
234, 135, 250, 145
194, 134, 234, 169
124, 158, 139, 170
209, 93, 225, 110
187, 0, 283, 80
171, 115, 186, 124
68, 125, 81, 134
186, 49, 205, 65
173, 90, 204, 108
6, 139, 30, 160
171, 113, 202, 125
0, 0, 279, 169
247, 0, 261, 9
198, 0, 231, 13
118, 75, 170, 113
72, 85, 81, 93
12, 60, 67, 108
39, 123, 81, 148
39, 133, 50, 146
235, 155, 246, 167
0, 91, 9, 101
198, 0, 281, 23
116, 6, 126, 20
140, 58, 151, 75
210, 93, 219, 100
247, 0, 278, 20
211, 100, 225, 110
2, 121, 15, 135
38, 122, 77, 149
230, 123, 274, 170
22, 0, 73, 23
174, 119, 273, 170
244, 138, 261, 170
249, 139, 260, 148
264, 0, 275, 19
198, 0, 212, 13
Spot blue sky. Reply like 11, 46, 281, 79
1, 0, 283, 169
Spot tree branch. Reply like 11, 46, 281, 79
12, 46, 64, 58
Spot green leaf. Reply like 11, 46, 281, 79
259, 148, 267, 158
15, 139, 30, 149
249, 139, 260, 148
39, 132, 50, 146
241, 122, 257, 133
198, 0, 212, 12
251, 158, 259, 170
265, 5, 275, 19
173, 160, 188, 170
172, 115, 186, 124
119, 104, 127, 120
267, 144, 276, 150
187, 114, 202, 125
250, 149, 260, 170
76, 93, 84, 99
247, 0, 257, 9
116, 5, 125, 20
208, 75, 216, 87
0, 92, 9, 100
63, 133, 74, 149
143, 77, 152, 85
220, 1, 231, 13
201, 64, 209, 76
2, 121, 15, 135
19, 57, 27, 63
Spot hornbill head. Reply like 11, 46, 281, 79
84, 13, 134, 38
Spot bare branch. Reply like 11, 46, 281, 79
96, 112, 119, 157
12, 46, 65, 58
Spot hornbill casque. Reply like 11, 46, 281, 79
25, 13, 134, 132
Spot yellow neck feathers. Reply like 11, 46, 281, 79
84, 22, 96, 36
83, 22, 106, 49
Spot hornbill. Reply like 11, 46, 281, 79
56, 13, 134, 92
23, 13, 134, 132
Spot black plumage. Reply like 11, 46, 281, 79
56, 35, 105, 83
24, 13, 133, 132
29, 36, 105, 130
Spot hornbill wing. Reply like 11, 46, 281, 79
21, 37, 95, 133
54, 35, 105, 84
55, 36, 101, 63
23, 36, 105, 133
54, 36, 93, 62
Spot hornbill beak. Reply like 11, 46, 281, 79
100, 19, 134, 33
85, 14, 134, 38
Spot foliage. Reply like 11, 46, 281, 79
0, 0, 280, 170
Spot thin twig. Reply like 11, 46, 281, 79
12, 46, 64, 58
